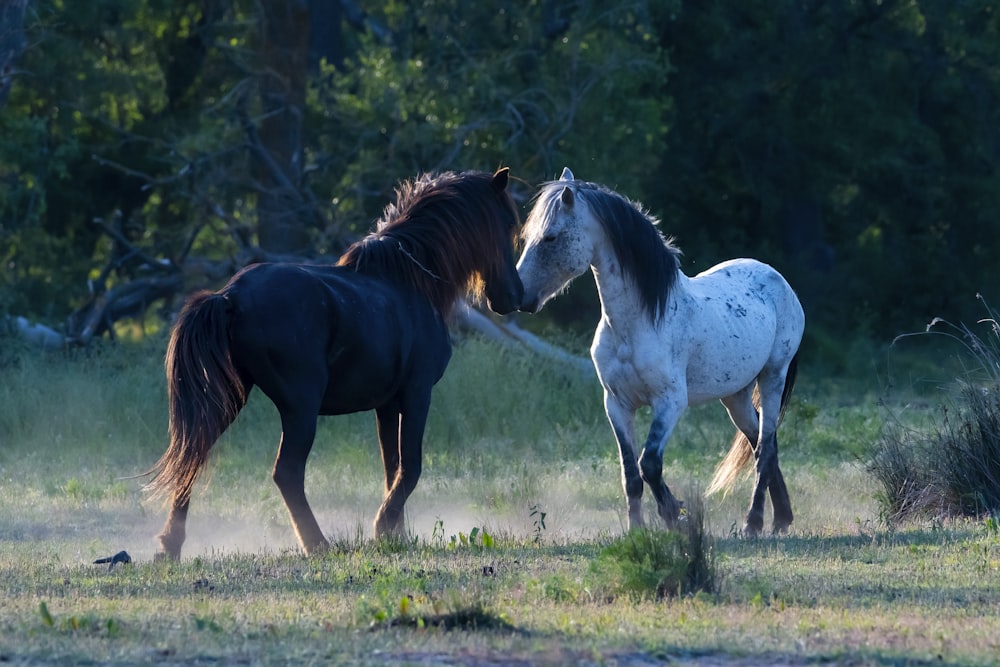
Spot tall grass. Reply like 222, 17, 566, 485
588, 487, 716, 600
868, 297, 1000, 522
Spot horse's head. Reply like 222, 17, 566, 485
479, 167, 524, 316
516, 167, 596, 313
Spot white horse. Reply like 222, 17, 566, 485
516, 168, 805, 536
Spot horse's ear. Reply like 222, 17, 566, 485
560, 167, 574, 181
560, 186, 575, 208
491, 167, 510, 191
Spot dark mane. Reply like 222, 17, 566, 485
337, 171, 517, 317
535, 180, 681, 321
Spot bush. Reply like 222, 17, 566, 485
868, 299, 1000, 522
587, 490, 716, 600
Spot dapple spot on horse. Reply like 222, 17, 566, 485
516, 168, 804, 536
145, 168, 523, 559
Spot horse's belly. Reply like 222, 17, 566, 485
685, 345, 768, 405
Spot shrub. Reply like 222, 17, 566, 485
588, 490, 716, 600
868, 298, 1000, 522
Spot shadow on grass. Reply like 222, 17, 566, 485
370, 605, 525, 634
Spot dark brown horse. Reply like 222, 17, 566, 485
146, 168, 523, 559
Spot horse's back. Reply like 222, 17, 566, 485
680, 259, 803, 401
223, 263, 451, 414
691, 258, 803, 345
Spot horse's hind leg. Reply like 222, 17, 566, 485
768, 465, 793, 533
744, 372, 792, 536
273, 407, 329, 556
156, 497, 189, 561
722, 382, 793, 535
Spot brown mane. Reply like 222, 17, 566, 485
337, 170, 518, 318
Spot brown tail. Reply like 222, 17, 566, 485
706, 353, 799, 496
144, 291, 248, 505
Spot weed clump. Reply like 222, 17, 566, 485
869, 299, 1000, 522
588, 492, 716, 600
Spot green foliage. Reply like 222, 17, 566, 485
650, 1, 1000, 338
313, 0, 668, 234
2, 0, 997, 346
588, 494, 716, 600
0, 0, 667, 326
447, 526, 495, 550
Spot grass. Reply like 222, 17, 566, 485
868, 303, 1000, 521
0, 334, 998, 665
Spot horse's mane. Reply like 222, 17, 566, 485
337, 171, 517, 318
533, 180, 681, 322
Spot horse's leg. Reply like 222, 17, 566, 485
272, 407, 329, 556
743, 371, 790, 536
373, 390, 431, 539
721, 384, 759, 451
604, 392, 644, 529
374, 403, 405, 536
768, 462, 793, 533
721, 383, 793, 534
637, 396, 686, 528
155, 497, 189, 561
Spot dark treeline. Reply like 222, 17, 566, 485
0, 0, 997, 352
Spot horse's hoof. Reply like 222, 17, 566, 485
742, 518, 764, 538
772, 520, 792, 535
303, 540, 330, 557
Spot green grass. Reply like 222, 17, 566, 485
0, 335, 998, 665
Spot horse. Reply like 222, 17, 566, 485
516, 168, 804, 536
145, 168, 523, 559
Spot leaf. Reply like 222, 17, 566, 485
39, 601, 54, 627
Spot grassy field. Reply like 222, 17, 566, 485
0, 334, 998, 665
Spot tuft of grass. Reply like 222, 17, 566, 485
587, 490, 716, 600
868, 298, 1000, 522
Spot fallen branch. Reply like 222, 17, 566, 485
451, 304, 594, 378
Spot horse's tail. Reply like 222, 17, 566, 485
706, 353, 799, 496
144, 291, 248, 505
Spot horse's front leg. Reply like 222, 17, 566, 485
373, 391, 430, 539
604, 393, 644, 529
374, 403, 404, 537
637, 396, 686, 528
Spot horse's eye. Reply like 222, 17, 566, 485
542, 234, 557, 243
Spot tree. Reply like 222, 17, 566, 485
6, 0, 995, 349
0, 0, 28, 108
648, 0, 1000, 340
0, 0, 668, 343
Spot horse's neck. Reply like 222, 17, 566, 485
590, 244, 685, 332
591, 247, 645, 327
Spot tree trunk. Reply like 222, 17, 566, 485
256, 0, 311, 253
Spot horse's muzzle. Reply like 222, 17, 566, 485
517, 294, 540, 314
488, 298, 518, 316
